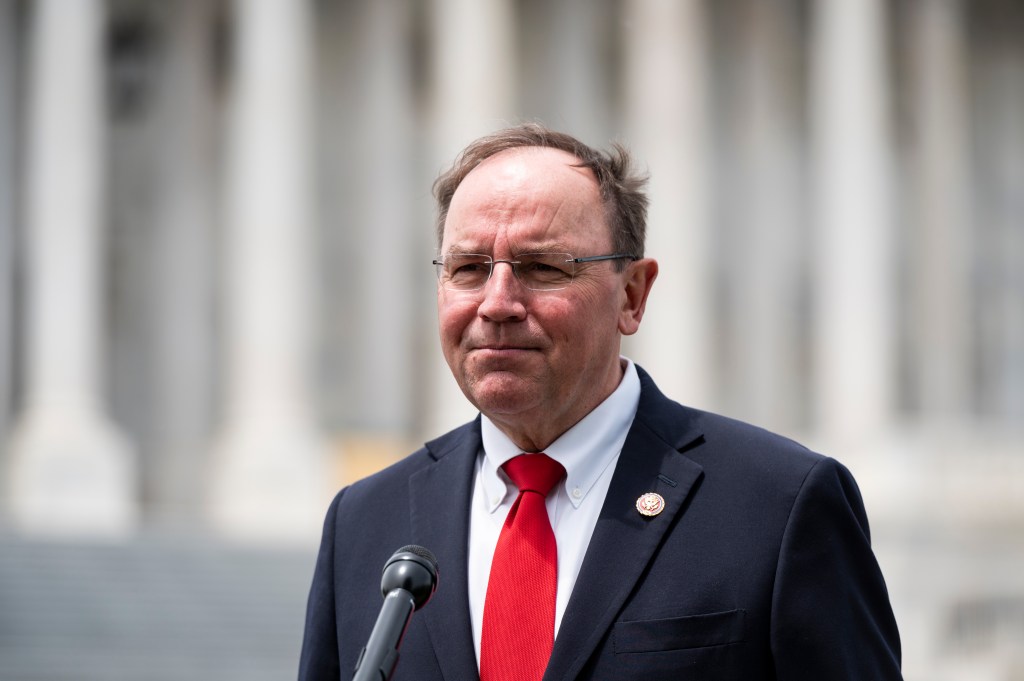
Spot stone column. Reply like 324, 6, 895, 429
147, 2, 218, 526
346, 0, 417, 435
7, 0, 137, 534
521, 0, 612, 142
0, 0, 16, 447
210, 0, 328, 540
810, 0, 895, 442
424, 0, 517, 436
974, 14, 1024, 420
727, 0, 805, 431
622, 0, 715, 409
907, 0, 972, 418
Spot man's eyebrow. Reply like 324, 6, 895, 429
442, 243, 572, 255
509, 243, 571, 253
443, 245, 485, 255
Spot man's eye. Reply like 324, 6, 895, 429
519, 259, 572, 282
448, 261, 490, 280
524, 262, 561, 273
452, 263, 486, 274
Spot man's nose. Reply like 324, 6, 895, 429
477, 261, 527, 322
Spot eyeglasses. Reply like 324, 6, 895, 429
432, 252, 634, 291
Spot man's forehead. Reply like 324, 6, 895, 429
460, 146, 597, 193
440, 146, 609, 251
447, 148, 600, 221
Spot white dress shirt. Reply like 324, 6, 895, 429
467, 358, 642, 667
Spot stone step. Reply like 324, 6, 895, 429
0, 534, 317, 681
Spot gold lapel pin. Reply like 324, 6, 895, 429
636, 492, 666, 517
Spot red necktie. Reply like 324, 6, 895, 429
480, 453, 566, 681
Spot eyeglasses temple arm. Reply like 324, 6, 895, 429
572, 253, 634, 264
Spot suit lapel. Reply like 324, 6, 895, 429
410, 422, 482, 681
543, 381, 705, 681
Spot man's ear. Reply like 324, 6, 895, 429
618, 258, 658, 336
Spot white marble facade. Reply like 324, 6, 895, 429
0, 0, 1022, 677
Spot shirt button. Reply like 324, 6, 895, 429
571, 488, 583, 500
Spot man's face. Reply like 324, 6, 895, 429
437, 147, 647, 447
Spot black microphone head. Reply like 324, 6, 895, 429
381, 545, 439, 610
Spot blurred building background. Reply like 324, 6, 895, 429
0, 0, 1022, 679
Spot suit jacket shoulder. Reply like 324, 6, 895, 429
553, 366, 902, 681
299, 417, 484, 681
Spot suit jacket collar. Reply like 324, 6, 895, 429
413, 367, 706, 681
544, 367, 705, 681
411, 418, 482, 681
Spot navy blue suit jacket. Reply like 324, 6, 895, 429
299, 368, 902, 680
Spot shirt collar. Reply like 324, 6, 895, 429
479, 358, 641, 512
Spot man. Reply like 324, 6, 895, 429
299, 124, 902, 680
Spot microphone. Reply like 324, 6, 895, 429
352, 545, 439, 681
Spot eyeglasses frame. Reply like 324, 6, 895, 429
432, 252, 635, 292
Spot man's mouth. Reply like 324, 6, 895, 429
469, 345, 542, 359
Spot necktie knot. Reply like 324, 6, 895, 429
503, 453, 565, 497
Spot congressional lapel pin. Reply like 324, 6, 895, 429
636, 492, 666, 517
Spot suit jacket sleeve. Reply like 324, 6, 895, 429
299, 489, 343, 681
770, 457, 902, 680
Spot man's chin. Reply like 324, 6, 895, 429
463, 373, 542, 416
